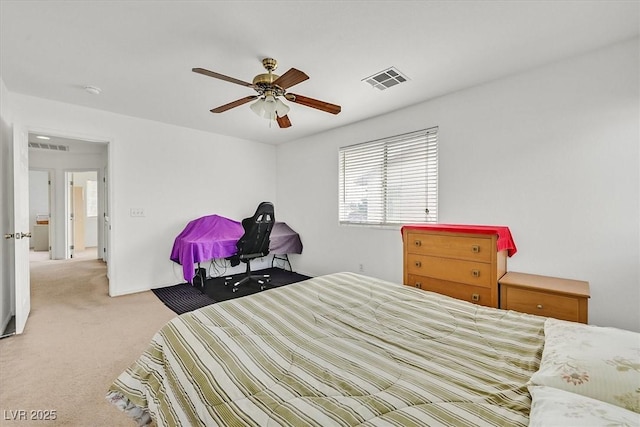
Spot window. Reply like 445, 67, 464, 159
338, 127, 438, 226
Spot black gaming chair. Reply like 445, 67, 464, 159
228, 202, 275, 293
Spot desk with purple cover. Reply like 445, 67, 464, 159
170, 214, 303, 282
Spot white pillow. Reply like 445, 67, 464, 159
528, 386, 640, 426
529, 318, 640, 413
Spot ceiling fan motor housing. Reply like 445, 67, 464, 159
253, 58, 283, 94
253, 73, 279, 87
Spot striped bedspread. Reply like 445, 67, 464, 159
107, 272, 546, 426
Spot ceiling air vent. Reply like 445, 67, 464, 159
362, 67, 409, 90
28, 142, 70, 151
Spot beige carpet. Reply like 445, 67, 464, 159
0, 252, 176, 426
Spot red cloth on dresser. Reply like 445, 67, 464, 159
400, 223, 518, 257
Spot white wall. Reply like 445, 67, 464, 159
277, 38, 640, 332
11, 95, 277, 296
0, 77, 16, 334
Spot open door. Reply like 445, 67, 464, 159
11, 126, 31, 334
73, 185, 85, 252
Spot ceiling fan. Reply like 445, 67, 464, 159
192, 58, 341, 128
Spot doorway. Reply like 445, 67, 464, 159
2, 129, 111, 338
65, 171, 99, 260
27, 133, 108, 262
28, 169, 52, 261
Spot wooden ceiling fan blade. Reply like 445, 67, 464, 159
193, 67, 254, 88
277, 115, 292, 128
273, 68, 309, 90
287, 93, 341, 115
210, 96, 258, 113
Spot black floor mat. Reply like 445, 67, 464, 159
151, 283, 217, 315
153, 267, 311, 315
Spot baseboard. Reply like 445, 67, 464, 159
1, 312, 14, 336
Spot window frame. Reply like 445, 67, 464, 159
338, 127, 438, 228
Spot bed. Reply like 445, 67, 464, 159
107, 272, 551, 426
108, 272, 640, 426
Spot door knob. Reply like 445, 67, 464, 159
19, 232, 32, 239
4, 233, 14, 240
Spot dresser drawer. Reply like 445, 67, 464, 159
407, 275, 493, 306
405, 232, 492, 262
501, 286, 582, 322
406, 253, 491, 287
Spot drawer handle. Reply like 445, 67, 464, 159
471, 245, 480, 253
415, 282, 422, 289
414, 240, 422, 247
537, 304, 543, 309
414, 261, 422, 268
471, 269, 480, 277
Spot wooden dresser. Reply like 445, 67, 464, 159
402, 225, 513, 308
499, 272, 590, 323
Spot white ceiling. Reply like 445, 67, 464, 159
1, 1, 638, 145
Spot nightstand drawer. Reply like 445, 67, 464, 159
498, 272, 589, 323
502, 286, 581, 322
406, 253, 491, 287
405, 232, 492, 262
407, 275, 493, 306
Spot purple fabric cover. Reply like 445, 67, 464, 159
270, 222, 303, 255
171, 215, 303, 282
171, 215, 243, 282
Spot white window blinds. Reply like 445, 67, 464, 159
338, 127, 438, 226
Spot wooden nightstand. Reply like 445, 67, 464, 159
499, 272, 590, 323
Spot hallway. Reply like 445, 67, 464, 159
1, 248, 101, 337
29, 247, 98, 262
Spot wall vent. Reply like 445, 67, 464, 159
362, 67, 409, 90
28, 142, 70, 151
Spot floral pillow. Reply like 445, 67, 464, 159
528, 386, 640, 426
529, 318, 640, 413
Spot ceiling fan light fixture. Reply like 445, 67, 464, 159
275, 98, 290, 117
263, 94, 277, 115
251, 95, 290, 120
250, 98, 267, 118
